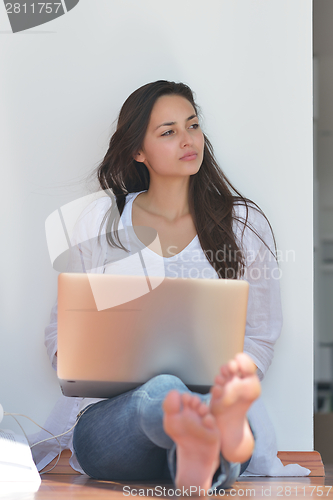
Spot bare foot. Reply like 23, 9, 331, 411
210, 353, 261, 464
163, 390, 220, 493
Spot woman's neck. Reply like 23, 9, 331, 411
136, 177, 191, 222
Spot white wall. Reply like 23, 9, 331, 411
0, 0, 313, 450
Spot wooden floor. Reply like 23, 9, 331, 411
34, 465, 333, 499
26, 452, 333, 500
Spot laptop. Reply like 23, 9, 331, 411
57, 273, 249, 398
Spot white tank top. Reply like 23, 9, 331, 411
104, 191, 218, 280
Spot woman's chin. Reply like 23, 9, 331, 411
178, 160, 202, 176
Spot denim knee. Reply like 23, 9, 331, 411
131, 374, 187, 450
141, 374, 188, 396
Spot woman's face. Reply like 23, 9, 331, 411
135, 94, 204, 179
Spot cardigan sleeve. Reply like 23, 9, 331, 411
44, 196, 111, 370
234, 204, 283, 379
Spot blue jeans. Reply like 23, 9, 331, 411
73, 374, 251, 490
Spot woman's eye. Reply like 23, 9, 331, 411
161, 124, 199, 136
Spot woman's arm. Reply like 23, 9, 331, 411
44, 196, 111, 369
234, 205, 283, 380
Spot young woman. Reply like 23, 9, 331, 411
39, 80, 283, 491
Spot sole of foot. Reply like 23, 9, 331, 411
210, 352, 261, 464
163, 390, 221, 493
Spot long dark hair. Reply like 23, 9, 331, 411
97, 80, 276, 279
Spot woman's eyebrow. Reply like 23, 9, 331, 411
154, 114, 197, 131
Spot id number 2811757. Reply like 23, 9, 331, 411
5, 3, 62, 14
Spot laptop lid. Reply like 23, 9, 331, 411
57, 273, 249, 398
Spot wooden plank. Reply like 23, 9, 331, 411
277, 451, 325, 476
40, 449, 80, 475
42, 450, 325, 477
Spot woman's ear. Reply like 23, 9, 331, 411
134, 151, 146, 163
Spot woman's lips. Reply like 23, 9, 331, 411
180, 152, 197, 161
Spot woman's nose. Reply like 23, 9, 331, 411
180, 129, 193, 147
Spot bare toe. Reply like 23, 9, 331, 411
235, 353, 257, 376
227, 359, 239, 375
202, 413, 217, 430
163, 390, 182, 414
210, 384, 223, 400
181, 392, 191, 407
189, 395, 201, 410
215, 374, 225, 386
219, 365, 230, 380
197, 402, 210, 417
